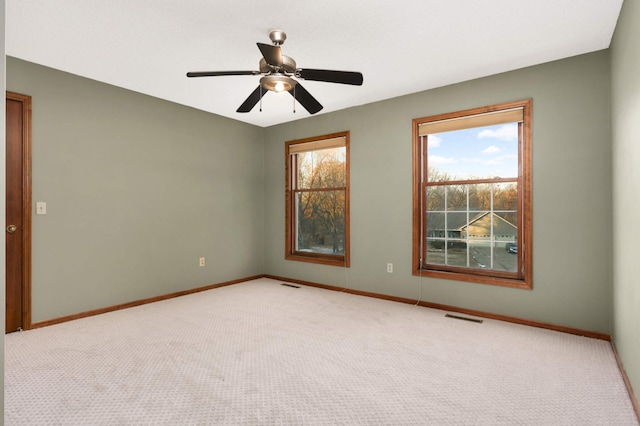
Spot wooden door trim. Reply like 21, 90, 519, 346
7, 91, 32, 330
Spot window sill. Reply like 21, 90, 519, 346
413, 267, 531, 290
286, 253, 350, 268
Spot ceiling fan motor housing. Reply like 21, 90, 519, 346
259, 56, 297, 74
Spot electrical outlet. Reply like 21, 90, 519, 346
387, 263, 393, 273
199, 257, 205, 267
36, 201, 47, 215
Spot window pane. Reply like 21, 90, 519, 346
426, 212, 445, 237
425, 185, 445, 211
496, 211, 518, 229
493, 243, 518, 272
446, 240, 468, 267
427, 123, 519, 181
446, 185, 467, 211
425, 238, 445, 266
294, 190, 345, 255
446, 212, 467, 238
494, 182, 518, 231
468, 245, 492, 269
465, 211, 492, 239
492, 214, 517, 242
468, 183, 492, 211
296, 147, 346, 189
467, 212, 491, 269
493, 182, 518, 210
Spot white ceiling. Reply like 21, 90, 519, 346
6, 0, 624, 128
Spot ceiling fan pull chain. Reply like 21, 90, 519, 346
293, 85, 296, 113
259, 85, 263, 112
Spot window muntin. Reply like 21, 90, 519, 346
286, 132, 350, 267
413, 100, 532, 288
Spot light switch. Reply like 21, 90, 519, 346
36, 202, 47, 215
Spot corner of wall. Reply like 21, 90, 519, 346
610, 0, 640, 411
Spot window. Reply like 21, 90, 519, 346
286, 131, 350, 267
412, 100, 532, 288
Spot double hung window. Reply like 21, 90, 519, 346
286, 132, 350, 267
412, 100, 532, 288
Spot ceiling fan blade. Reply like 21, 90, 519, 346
236, 86, 267, 113
257, 43, 283, 67
297, 69, 363, 86
289, 83, 323, 115
186, 70, 260, 78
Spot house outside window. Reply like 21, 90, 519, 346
285, 131, 350, 267
412, 100, 532, 288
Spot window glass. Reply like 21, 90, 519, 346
427, 123, 519, 180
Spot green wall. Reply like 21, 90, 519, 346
6, 57, 265, 322
264, 50, 613, 334
611, 0, 640, 400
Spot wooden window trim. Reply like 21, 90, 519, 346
285, 131, 350, 267
412, 100, 532, 289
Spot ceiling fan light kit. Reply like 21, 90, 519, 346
260, 74, 296, 93
187, 30, 363, 115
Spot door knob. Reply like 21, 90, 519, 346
6, 225, 17, 233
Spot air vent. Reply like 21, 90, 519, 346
445, 313, 483, 323
281, 283, 300, 288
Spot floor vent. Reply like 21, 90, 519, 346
445, 313, 483, 323
281, 283, 300, 288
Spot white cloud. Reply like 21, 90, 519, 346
427, 135, 441, 148
482, 145, 501, 154
428, 155, 457, 165
478, 124, 518, 141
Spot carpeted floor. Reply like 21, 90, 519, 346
4, 278, 638, 425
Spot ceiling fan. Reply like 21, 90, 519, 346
186, 30, 363, 115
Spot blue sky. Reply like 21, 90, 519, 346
428, 123, 519, 180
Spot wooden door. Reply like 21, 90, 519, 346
6, 92, 32, 333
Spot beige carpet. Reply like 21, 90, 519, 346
5, 278, 638, 425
